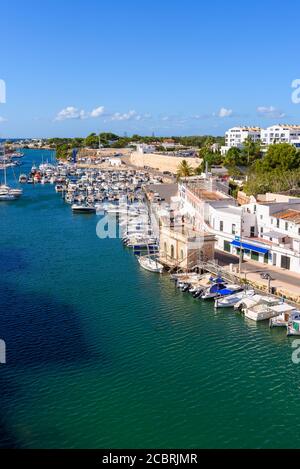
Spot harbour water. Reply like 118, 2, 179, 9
1, 149, 300, 448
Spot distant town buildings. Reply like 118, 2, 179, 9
221, 124, 300, 154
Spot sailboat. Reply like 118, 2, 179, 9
0, 143, 23, 200
137, 255, 164, 273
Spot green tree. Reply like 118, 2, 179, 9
242, 137, 261, 165
223, 147, 242, 168
255, 143, 300, 172
84, 133, 99, 148
176, 160, 194, 180
56, 144, 70, 160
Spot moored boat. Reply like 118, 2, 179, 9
244, 297, 282, 322
269, 304, 298, 327
214, 288, 255, 309
286, 310, 300, 335
137, 256, 164, 273
71, 203, 96, 213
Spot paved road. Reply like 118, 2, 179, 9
215, 250, 300, 289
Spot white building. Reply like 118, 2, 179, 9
222, 124, 300, 155
221, 126, 261, 155
261, 124, 300, 148
179, 180, 300, 273
109, 158, 122, 167
136, 143, 157, 154
243, 196, 300, 272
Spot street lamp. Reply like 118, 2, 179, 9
260, 272, 274, 294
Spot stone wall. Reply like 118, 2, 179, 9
130, 151, 201, 174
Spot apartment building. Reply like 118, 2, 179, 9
221, 126, 261, 155
261, 124, 300, 147
221, 124, 300, 154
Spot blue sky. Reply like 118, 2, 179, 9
1, 0, 300, 137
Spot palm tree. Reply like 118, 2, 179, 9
176, 159, 194, 180
243, 137, 261, 165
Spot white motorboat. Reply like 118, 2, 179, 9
0, 190, 16, 200
19, 174, 28, 183
201, 282, 241, 300
270, 305, 299, 328
214, 289, 255, 309
9, 187, 23, 197
287, 313, 300, 336
244, 297, 282, 322
55, 184, 64, 193
138, 256, 164, 273
71, 204, 96, 213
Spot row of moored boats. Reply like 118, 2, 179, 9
171, 273, 300, 335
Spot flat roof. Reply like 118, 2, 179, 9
190, 188, 226, 201
273, 209, 300, 224
263, 231, 286, 239
146, 183, 178, 203
214, 206, 241, 216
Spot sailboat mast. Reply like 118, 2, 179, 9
4, 144, 7, 186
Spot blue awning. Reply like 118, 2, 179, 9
230, 240, 269, 254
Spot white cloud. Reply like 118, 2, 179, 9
192, 113, 212, 120
110, 110, 139, 121
0, 116, 7, 123
55, 105, 153, 123
90, 106, 105, 118
217, 107, 233, 118
257, 105, 286, 118
192, 109, 235, 120
55, 106, 86, 121
55, 105, 106, 121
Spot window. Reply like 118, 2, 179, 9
281, 255, 291, 270
220, 221, 223, 232
250, 226, 255, 237
285, 222, 288, 231
170, 245, 174, 259
224, 240, 231, 253
251, 251, 259, 261
276, 219, 280, 228
298, 227, 300, 235
260, 227, 263, 235
232, 224, 236, 235
260, 215, 263, 220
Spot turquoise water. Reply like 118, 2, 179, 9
0, 149, 300, 449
